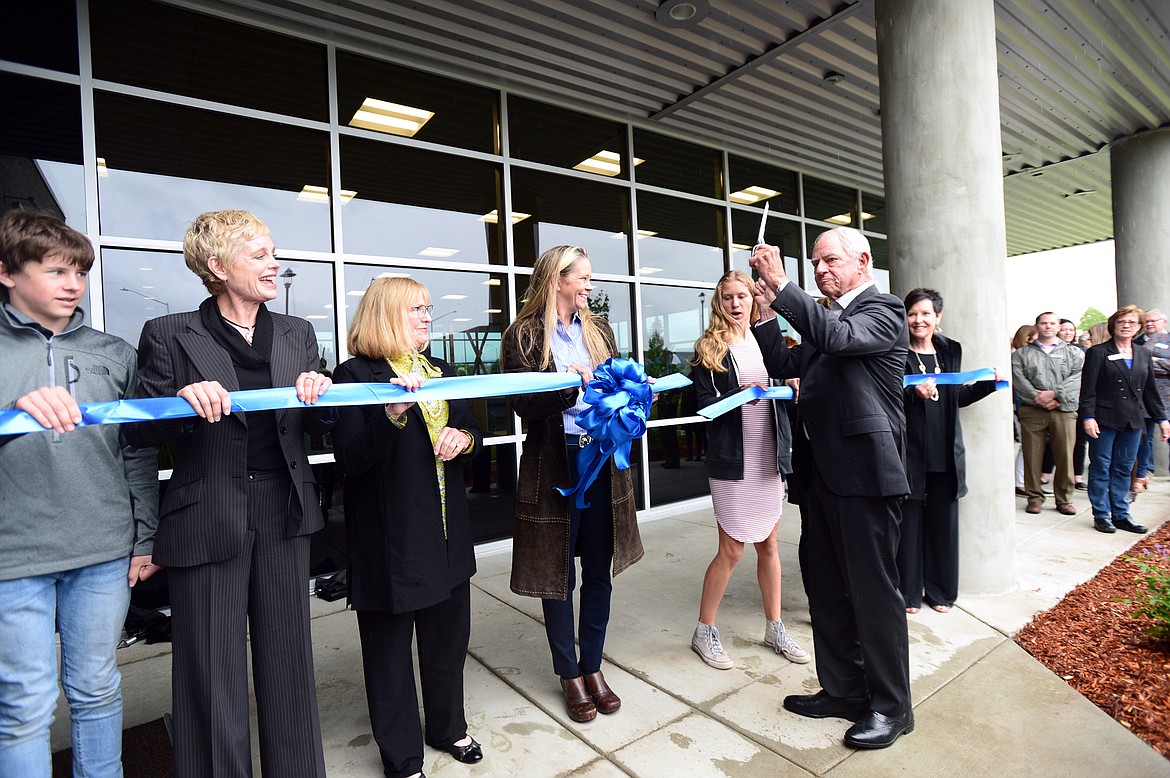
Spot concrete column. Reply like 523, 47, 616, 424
1113, 129, 1170, 478
1112, 129, 1170, 309
876, 0, 1016, 595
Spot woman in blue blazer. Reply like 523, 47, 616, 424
1079, 305, 1170, 534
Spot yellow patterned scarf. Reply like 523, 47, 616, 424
387, 351, 450, 536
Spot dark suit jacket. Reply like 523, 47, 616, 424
770, 283, 909, 498
1079, 340, 1168, 430
331, 354, 480, 614
692, 321, 793, 480
902, 334, 996, 501
127, 305, 330, 568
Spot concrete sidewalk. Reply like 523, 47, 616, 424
69, 479, 1170, 776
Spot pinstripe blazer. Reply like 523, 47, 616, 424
127, 303, 331, 568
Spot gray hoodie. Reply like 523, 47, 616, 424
0, 301, 159, 581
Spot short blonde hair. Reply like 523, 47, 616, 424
183, 210, 270, 295
347, 276, 431, 360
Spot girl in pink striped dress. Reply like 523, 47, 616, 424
688, 271, 808, 670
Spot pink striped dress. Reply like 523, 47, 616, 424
709, 334, 783, 543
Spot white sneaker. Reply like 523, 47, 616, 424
691, 623, 734, 669
765, 619, 810, 664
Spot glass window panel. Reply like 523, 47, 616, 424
803, 224, 830, 295
466, 443, 519, 543
0, 73, 85, 225
337, 52, 498, 154
804, 176, 858, 226
508, 96, 630, 179
727, 155, 799, 215
862, 191, 887, 235
102, 249, 338, 368
730, 209, 800, 277
641, 284, 707, 387
0, 0, 78, 74
635, 193, 725, 283
91, 0, 328, 121
632, 130, 722, 199
648, 423, 710, 505
340, 137, 503, 264
510, 168, 630, 274
94, 94, 331, 250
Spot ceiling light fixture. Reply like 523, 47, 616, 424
822, 71, 846, 86
297, 185, 357, 204
349, 98, 434, 137
418, 247, 460, 258
826, 211, 874, 225
573, 150, 645, 177
655, 0, 710, 27
480, 209, 531, 224
730, 185, 780, 205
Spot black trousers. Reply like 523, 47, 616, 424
897, 472, 960, 609
798, 465, 911, 717
357, 580, 471, 778
168, 472, 325, 778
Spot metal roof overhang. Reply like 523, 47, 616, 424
166, 0, 1170, 256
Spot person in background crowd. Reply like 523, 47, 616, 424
1010, 324, 1038, 496
501, 245, 643, 724
333, 277, 484, 778
898, 289, 1004, 614
1012, 312, 1084, 516
1132, 308, 1170, 495
128, 210, 331, 777
0, 210, 159, 778
688, 270, 807, 670
1079, 305, 1170, 534
1059, 319, 1089, 490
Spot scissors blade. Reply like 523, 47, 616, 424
755, 201, 770, 246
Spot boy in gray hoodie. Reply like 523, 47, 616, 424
0, 209, 158, 777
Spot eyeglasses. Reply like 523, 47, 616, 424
409, 304, 434, 317
1115, 320, 1140, 327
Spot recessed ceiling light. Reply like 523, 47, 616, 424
376, 272, 411, 279
655, 0, 710, 27
484, 308, 502, 314
480, 209, 531, 224
573, 150, 645, 177
730, 243, 753, 252
453, 317, 472, 322
442, 294, 468, 300
349, 98, 434, 137
418, 247, 460, 258
822, 71, 846, 86
96, 158, 109, 177
636, 229, 658, 238
482, 279, 501, 286
640, 267, 664, 275
730, 186, 780, 205
306, 314, 329, 320
347, 290, 366, 297
297, 185, 357, 204
826, 211, 874, 225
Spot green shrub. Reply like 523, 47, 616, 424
1126, 544, 1170, 642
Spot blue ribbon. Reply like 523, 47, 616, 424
904, 368, 1009, 392
697, 385, 795, 420
0, 372, 586, 437
555, 359, 692, 509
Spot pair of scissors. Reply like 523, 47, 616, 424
754, 201, 770, 248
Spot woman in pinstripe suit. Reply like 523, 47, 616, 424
128, 210, 331, 777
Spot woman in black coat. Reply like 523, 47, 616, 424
1079, 305, 1169, 534
332, 277, 484, 778
898, 289, 1003, 613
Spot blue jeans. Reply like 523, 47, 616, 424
1087, 427, 1143, 522
1136, 420, 1157, 478
0, 557, 131, 778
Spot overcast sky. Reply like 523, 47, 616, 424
1006, 240, 1122, 330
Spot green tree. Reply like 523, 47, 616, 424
1079, 307, 1107, 331
587, 290, 610, 319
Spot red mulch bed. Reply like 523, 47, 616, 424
1016, 520, 1170, 759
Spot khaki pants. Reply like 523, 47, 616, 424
1018, 405, 1077, 505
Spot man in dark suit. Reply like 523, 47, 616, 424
750, 226, 913, 749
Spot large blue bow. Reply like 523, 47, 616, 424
557, 358, 690, 509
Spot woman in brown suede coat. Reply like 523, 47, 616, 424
501, 245, 643, 724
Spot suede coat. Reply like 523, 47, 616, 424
502, 318, 643, 599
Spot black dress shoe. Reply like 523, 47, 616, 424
1093, 517, 1116, 533
1113, 518, 1149, 534
444, 737, 483, 764
844, 710, 915, 749
782, 691, 869, 722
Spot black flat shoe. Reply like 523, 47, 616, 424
1113, 518, 1148, 534
844, 710, 915, 749
782, 690, 869, 722
445, 737, 483, 764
